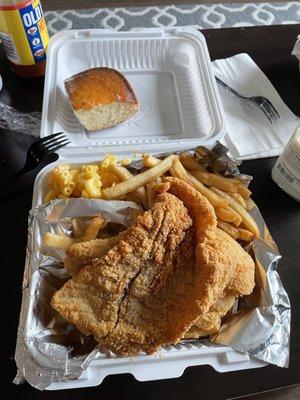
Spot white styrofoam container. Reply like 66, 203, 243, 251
40, 27, 227, 157
28, 28, 266, 390
292, 35, 300, 72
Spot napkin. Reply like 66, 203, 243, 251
212, 53, 299, 160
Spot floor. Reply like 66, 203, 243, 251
43, 0, 289, 11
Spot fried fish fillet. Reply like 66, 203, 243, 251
184, 227, 256, 339
52, 178, 255, 355
165, 178, 255, 339
184, 293, 236, 338
65, 236, 238, 338
65, 236, 120, 277
51, 192, 196, 347
100, 180, 254, 354
165, 178, 255, 311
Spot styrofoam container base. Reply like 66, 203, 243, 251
47, 343, 265, 390
30, 158, 266, 391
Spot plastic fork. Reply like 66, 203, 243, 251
0, 132, 70, 192
215, 77, 280, 124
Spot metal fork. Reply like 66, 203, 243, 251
0, 132, 70, 192
215, 76, 280, 124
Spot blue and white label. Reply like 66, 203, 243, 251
19, 1, 46, 63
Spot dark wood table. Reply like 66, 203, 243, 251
1, 24, 300, 400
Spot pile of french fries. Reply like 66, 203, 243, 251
44, 151, 259, 248
101, 152, 259, 242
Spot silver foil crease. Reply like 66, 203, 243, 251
14, 149, 290, 390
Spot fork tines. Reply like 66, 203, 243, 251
259, 99, 280, 123
31, 132, 70, 159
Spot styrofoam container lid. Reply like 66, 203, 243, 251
41, 28, 227, 159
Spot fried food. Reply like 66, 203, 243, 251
82, 216, 105, 241
185, 294, 236, 338
64, 236, 120, 277
211, 187, 259, 237
52, 178, 255, 355
52, 192, 196, 352
102, 155, 176, 200
163, 178, 255, 338
184, 227, 255, 338
170, 158, 228, 209
43, 232, 76, 249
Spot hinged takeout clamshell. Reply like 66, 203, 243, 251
41, 27, 227, 158
23, 28, 267, 390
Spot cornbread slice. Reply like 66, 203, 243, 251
65, 67, 139, 131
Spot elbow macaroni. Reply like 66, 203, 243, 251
44, 154, 128, 202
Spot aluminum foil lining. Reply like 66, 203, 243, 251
14, 199, 142, 389
14, 146, 290, 390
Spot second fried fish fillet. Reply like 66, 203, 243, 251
165, 178, 255, 339
184, 293, 236, 338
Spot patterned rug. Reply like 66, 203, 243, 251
45, 2, 300, 34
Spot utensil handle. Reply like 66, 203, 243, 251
215, 76, 243, 99
0, 167, 28, 192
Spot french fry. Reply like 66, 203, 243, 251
171, 158, 228, 209
110, 164, 148, 208
237, 184, 251, 199
238, 228, 255, 242
83, 216, 105, 241
217, 221, 239, 239
144, 178, 168, 208
72, 218, 83, 238
229, 192, 247, 208
169, 165, 177, 178
123, 193, 140, 203
102, 155, 176, 200
215, 207, 242, 226
179, 153, 206, 171
146, 182, 155, 209
43, 232, 75, 249
142, 154, 161, 168
245, 197, 256, 211
55, 226, 65, 236
190, 169, 238, 193
211, 187, 260, 237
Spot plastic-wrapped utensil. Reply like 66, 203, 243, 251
0, 101, 41, 136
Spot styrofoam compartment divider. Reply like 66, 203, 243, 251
27, 28, 265, 390
41, 27, 227, 157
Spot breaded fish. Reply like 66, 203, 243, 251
184, 293, 236, 338
52, 178, 255, 355
165, 178, 255, 339
51, 192, 195, 346
65, 236, 120, 277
